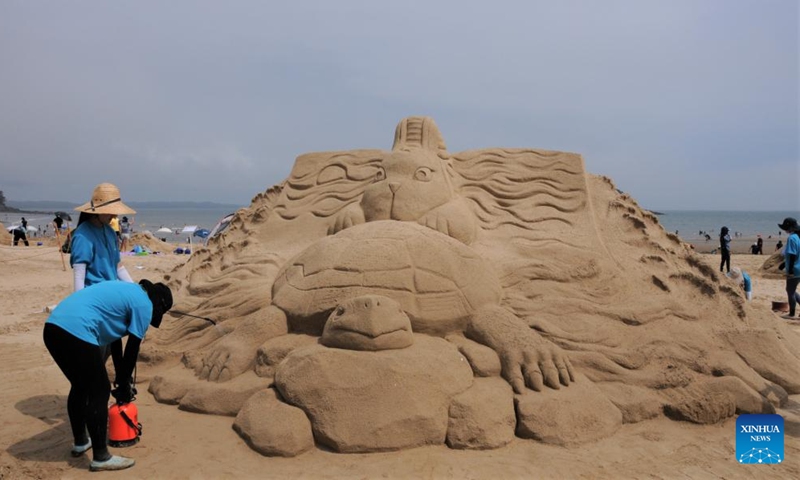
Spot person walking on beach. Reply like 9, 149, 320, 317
719, 226, 731, 274
120, 216, 132, 252
71, 183, 137, 292
12, 223, 29, 246
43, 279, 172, 471
778, 217, 800, 318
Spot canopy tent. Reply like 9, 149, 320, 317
6, 225, 37, 233
181, 226, 198, 253
205, 213, 235, 245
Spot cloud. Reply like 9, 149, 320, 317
0, 0, 797, 209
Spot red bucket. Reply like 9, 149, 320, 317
108, 402, 142, 447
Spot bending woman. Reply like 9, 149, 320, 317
43, 280, 172, 472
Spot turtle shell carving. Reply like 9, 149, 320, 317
272, 220, 502, 336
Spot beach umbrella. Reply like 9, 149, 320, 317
25, 226, 38, 233
54, 211, 73, 221
156, 227, 174, 234
193, 229, 210, 239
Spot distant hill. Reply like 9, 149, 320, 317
4, 200, 243, 212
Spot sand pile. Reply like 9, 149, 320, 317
0, 222, 9, 244
146, 117, 800, 456
127, 232, 176, 254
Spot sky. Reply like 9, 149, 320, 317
0, 0, 797, 210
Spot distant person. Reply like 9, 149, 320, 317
71, 183, 137, 292
120, 216, 132, 252
719, 226, 731, 274
778, 217, 800, 319
43, 279, 172, 472
109, 215, 121, 248
729, 267, 752, 301
750, 243, 759, 255
53, 214, 64, 233
12, 224, 29, 246
756, 235, 763, 255
776, 240, 784, 251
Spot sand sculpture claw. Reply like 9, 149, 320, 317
196, 307, 289, 382
328, 204, 365, 236
466, 305, 574, 394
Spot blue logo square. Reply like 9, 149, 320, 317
736, 414, 784, 464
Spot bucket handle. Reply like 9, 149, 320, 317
120, 409, 143, 436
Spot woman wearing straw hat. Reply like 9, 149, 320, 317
71, 183, 137, 291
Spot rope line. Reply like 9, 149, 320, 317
0, 247, 64, 263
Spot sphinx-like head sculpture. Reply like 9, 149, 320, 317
361, 148, 455, 222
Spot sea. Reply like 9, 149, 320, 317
3, 207, 797, 243
653, 210, 798, 241
2, 205, 240, 242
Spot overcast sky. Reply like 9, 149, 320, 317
1, 0, 797, 210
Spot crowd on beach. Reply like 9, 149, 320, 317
715, 218, 800, 321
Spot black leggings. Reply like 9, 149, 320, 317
43, 323, 111, 460
788, 277, 800, 316
720, 249, 730, 273
13, 229, 29, 246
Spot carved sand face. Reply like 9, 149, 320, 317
360, 149, 454, 222
321, 295, 414, 351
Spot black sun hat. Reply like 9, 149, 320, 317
778, 217, 799, 232
139, 280, 173, 328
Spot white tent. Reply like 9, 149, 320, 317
181, 226, 198, 253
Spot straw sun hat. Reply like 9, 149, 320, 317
75, 183, 136, 215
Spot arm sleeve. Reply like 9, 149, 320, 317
73, 263, 87, 291
117, 266, 134, 283
116, 336, 142, 386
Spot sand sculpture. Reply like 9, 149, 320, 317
148, 117, 800, 456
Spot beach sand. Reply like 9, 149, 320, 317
1, 245, 799, 479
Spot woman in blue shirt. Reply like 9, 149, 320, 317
71, 183, 137, 291
43, 280, 172, 472
779, 217, 800, 318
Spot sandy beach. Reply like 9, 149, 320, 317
0, 241, 798, 479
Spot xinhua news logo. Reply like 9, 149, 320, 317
736, 414, 784, 464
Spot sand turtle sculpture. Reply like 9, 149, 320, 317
195, 219, 574, 394
188, 117, 573, 393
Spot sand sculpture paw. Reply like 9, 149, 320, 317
197, 307, 289, 382
416, 199, 476, 245
467, 306, 575, 394
328, 204, 365, 236
498, 336, 575, 394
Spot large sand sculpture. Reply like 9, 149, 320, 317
147, 117, 800, 456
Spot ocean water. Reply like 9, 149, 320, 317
655, 211, 798, 241
4, 208, 797, 243
2, 206, 239, 238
